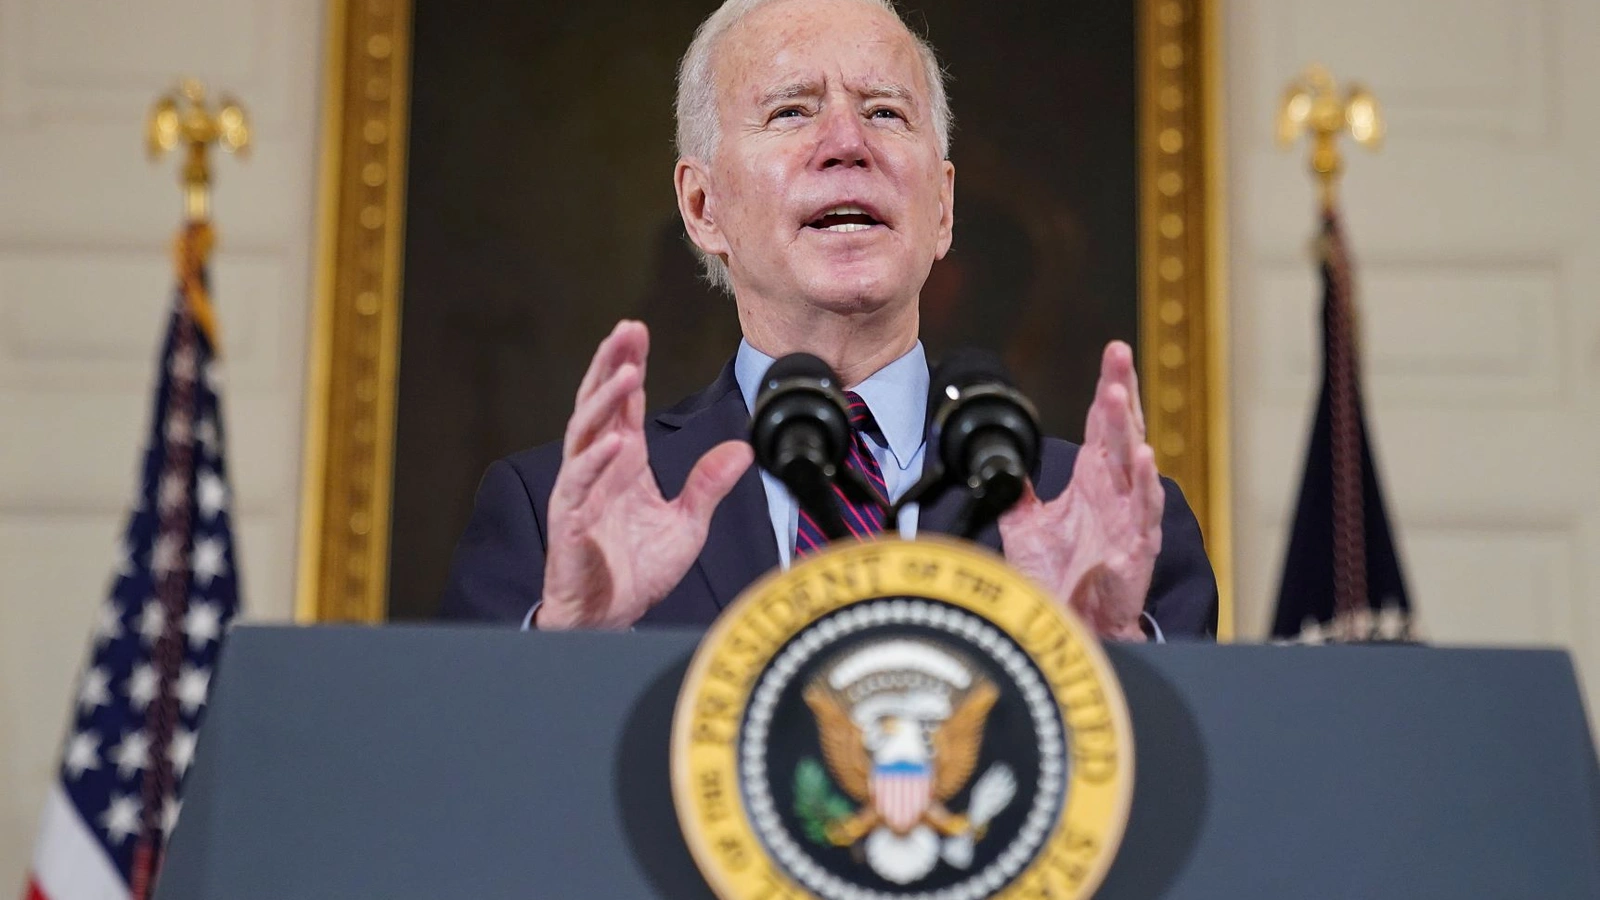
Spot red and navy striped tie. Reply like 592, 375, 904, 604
795, 391, 889, 556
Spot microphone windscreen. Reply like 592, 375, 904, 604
758, 353, 841, 400
929, 347, 1014, 410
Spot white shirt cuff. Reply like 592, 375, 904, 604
1141, 611, 1166, 644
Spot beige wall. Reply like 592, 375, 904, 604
0, 0, 324, 886
1225, 0, 1600, 708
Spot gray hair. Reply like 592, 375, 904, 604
675, 0, 952, 292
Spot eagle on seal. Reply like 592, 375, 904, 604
804, 676, 1015, 883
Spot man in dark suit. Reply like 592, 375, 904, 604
441, 0, 1218, 638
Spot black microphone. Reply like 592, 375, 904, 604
750, 353, 884, 543
895, 348, 1041, 538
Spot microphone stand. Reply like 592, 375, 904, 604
893, 470, 1002, 541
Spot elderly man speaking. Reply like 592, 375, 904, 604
440, 0, 1217, 640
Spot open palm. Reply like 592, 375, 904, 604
537, 321, 751, 630
999, 342, 1163, 640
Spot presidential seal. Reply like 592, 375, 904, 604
672, 537, 1134, 900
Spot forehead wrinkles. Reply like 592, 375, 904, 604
716, 4, 929, 113
749, 71, 922, 111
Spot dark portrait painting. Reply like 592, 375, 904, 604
387, 0, 1139, 620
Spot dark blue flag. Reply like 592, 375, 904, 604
1271, 210, 1412, 641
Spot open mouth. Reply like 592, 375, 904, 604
806, 204, 883, 233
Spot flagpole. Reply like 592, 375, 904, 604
130, 79, 249, 900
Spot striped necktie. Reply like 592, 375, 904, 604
795, 391, 889, 556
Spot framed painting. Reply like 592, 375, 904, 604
296, 0, 1232, 634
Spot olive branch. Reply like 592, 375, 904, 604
792, 757, 854, 846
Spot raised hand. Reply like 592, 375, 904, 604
999, 341, 1164, 641
536, 321, 753, 630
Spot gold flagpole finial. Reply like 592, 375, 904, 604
1276, 64, 1383, 211
147, 78, 250, 223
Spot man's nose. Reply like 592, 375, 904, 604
814, 105, 871, 169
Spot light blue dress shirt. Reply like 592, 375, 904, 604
734, 339, 926, 568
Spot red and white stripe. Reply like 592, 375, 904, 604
25, 785, 129, 900
871, 767, 932, 833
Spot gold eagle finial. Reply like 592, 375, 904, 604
146, 78, 250, 223
1277, 64, 1383, 209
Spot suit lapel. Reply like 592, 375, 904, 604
648, 362, 780, 610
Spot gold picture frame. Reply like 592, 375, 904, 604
295, 0, 1233, 637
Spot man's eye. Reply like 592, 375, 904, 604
773, 107, 805, 119
869, 108, 904, 120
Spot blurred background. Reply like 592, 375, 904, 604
2, 0, 1597, 888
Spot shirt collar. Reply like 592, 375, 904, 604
734, 339, 927, 473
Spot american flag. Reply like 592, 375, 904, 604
26, 223, 240, 900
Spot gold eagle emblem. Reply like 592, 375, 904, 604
804, 679, 1000, 845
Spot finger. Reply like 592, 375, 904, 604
1083, 342, 1132, 450
1104, 340, 1147, 441
623, 322, 651, 433
1102, 340, 1136, 388
551, 431, 624, 510
1132, 444, 1165, 535
575, 321, 627, 404
674, 440, 755, 525
575, 320, 648, 405
564, 363, 642, 456
1102, 383, 1137, 480
1104, 341, 1144, 437
614, 319, 649, 370
1082, 370, 1112, 448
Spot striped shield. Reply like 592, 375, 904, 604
870, 760, 932, 833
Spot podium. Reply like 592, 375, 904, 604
155, 625, 1600, 899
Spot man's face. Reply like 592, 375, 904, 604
679, 0, 955, 314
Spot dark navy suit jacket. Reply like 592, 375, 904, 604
440, 361, 1219, 637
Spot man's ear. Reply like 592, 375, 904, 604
934, 159, 956, 260
676, 159, 729, 258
